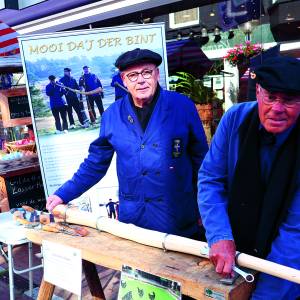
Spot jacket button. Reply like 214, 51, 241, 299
253, 248, 258, 253
141, 144, 145, 149
142, 171, 147, 176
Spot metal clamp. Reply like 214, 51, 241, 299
63, 203, 75, 223
95, 216, 105, 232
162, 233, 169, 252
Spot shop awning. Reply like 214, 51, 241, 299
167, 39, 213, 79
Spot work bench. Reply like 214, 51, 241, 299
26, 227, 254, 300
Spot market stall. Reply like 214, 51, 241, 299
0, 83, 46, 212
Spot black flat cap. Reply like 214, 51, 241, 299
64, 67, 71, 72
48, 75, 56, 80
83, 66, 89, 69
253, 56, 300, 94
115, 48, 162, 71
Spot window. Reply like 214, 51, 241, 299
169, 8, 199, 29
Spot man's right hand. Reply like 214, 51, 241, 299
46, 195, 64, 212
209, 240, 236, 277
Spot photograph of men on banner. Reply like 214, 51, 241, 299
19, 24, 168, 213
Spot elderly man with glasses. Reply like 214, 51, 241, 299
198, 56, 300, 299
47, 48, 208, 240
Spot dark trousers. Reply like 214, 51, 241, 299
87, 95, 104, 120
66, 96, 87, 125
109, 210, 116, 219
51, 106, 68, 131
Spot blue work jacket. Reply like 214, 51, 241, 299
198, 101, 300, 299
45, 82, 66, 109
111, 73, 127, 100
59, 76, 79, 100
79, 73, 103, 94
55, 88, 208, 237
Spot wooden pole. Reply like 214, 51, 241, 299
53, 205, 300, 284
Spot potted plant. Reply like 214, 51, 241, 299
174, 72, 215, 123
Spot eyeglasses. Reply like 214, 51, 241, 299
125, 68, 156, 82
258, 87, 300, 107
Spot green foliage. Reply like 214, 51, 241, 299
29, 85, 52, 118
175, 72, 214, 105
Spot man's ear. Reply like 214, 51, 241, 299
120, 72, 125, 81
256, 83, 260, 100
120, 72, 127, 87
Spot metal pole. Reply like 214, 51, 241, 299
28, 242, 33, 297
7, 244, 15, 300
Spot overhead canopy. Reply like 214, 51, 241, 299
167, 39, 213, 79
0, 55, 22, 72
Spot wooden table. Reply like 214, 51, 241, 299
26, 227, 254, 300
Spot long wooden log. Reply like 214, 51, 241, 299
52, 205, 300, 284
55, 82, 103, 96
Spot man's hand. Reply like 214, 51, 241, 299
209, 240, 236, 277
46, 195, 64, 212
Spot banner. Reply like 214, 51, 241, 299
18, 23, 168, 214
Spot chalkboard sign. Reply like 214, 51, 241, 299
8, 95, 31, 119
5, 171, 46, 211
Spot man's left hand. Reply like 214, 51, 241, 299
209, 240, 236, 277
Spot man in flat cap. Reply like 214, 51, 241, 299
198, 56, 300, 299
47, 48, 208, 241
59, 68, 89, 128
79, 66, 104, 123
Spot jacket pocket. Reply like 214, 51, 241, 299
119, 192, 137, 201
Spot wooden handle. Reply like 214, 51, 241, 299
237, 253, 300, 284
52, 204, 300, 284
42, 224, 60, 233
15, 216, 31, 225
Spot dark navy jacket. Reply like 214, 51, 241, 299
45, 82, 66, 109
79, 73, 103, 95
59, 76, 79, 100
55, 88, 208, 237
111, 73, 127, 99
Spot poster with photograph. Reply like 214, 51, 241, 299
18, 23, 168, 214
118, 265, 181, 300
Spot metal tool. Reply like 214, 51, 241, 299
200, 245, 254, 283
233, 266, 255, 283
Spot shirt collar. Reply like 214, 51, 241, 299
259, 123, 295, 147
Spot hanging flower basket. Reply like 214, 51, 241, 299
224, 41, 263, 68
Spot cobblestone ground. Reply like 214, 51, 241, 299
0, 244, 120, 300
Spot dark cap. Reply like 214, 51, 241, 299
253, 56, 300, 94
115, 48, 162, 71
48, 75, 56, 80
64, 67, 71, 72
83, 66, 89, 69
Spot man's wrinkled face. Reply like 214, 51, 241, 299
64, 71, 71, 77
256, 84, 300, 134
121, 63, 160, 104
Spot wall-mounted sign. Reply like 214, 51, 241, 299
18, 23, 169, 213
8, 95, 31, 119
0, 86, 32, 127
5, 172, 46, 211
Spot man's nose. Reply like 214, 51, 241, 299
271, 100, 286, 112
136, 73, 145, 83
